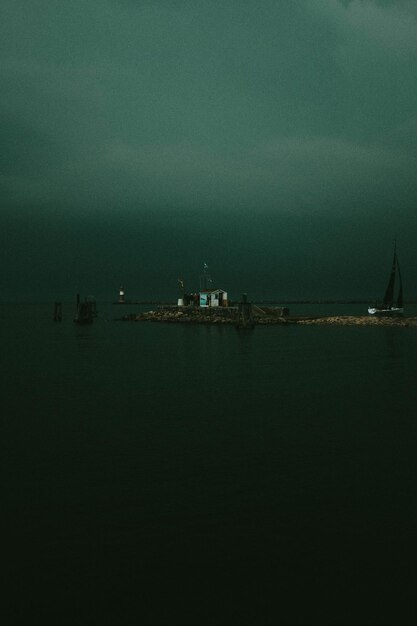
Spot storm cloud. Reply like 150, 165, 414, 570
1, 0, 417, 301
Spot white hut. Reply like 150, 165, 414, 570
199, 289, 228, 308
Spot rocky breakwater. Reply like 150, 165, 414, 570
125, 307, 236, 324
291, 316, 417, 327
117, 308, 417, 327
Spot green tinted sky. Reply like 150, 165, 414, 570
1, 0, 417, 301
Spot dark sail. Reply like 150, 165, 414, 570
368, 242, 403, 315
396, 256, 403, 308
382, 247, 397, 307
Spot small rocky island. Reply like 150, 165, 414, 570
117, 306, 417, 327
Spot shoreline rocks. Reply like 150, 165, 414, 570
116, 309, 417, 327
290, 316, 417, 327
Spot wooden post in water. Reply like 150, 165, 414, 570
74, 294, 94, 324
236, 293, 255, 330
53, 301, 62, 321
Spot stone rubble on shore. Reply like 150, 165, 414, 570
293, 316, 417, 327
117, 308, 417, 327
122, 309, 235, 324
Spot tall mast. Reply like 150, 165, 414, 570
199, 262, 212, 292
382, 241, 397, 307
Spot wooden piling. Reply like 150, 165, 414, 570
236, 293, 255, 329
53, 301, 62, 321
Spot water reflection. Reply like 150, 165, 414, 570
381, 326, 404, 360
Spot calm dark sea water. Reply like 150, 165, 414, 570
2, 302, 417, 625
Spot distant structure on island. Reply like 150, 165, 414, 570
177, 263, 229, 308
113, 286, 135, 304
113, 286, 150, 305
199, 288, 228, 307
199, 262, 228, 306
236, 293, 255, 329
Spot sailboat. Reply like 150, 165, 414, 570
368, 243, 403, 315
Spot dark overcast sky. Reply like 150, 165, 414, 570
1, 0, 417, 301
